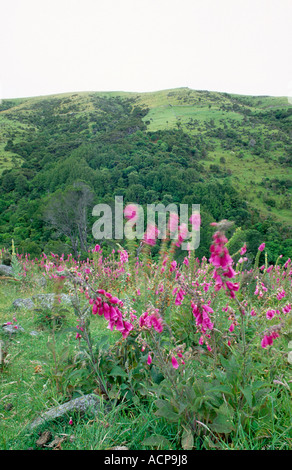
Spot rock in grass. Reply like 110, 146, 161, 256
29, 394, 108, 431
13, 298, 36, 310
36, 431, 52, 447
0, 265, 14, 277
32, 293, 73, 309
13, 294, 73, 311
2, 323, 25, 334
34, 275, 47, 288
29, 330, 40, 336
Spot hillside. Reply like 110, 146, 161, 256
0, 87, 291, 261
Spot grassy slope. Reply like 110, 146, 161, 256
0, 87, 291, 224
136, 88, 291, 223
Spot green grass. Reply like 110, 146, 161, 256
0, 276, 178, 450
202, 149, 291, 223
1, 267, 291, 451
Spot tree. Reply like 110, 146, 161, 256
43, 182, 94, 256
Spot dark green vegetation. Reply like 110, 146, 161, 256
0, 88, 291, 261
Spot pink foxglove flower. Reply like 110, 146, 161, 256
266, 309, 276, 320
168, 212, 179, 233
209, 229, 239, 299
147, 354, 152, 365
189, 212, 201, 230
175, 223, 189, 247
261, 331, 279, 348
171, 356, 179, 369
124, 204, 138, 221
143, 224, 160, 246
139, 310, 163, 333
276, 288, 286, 300
258, 243, 265, 252
282, 303, 291, 314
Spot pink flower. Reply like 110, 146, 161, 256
266, 309, 275, 320
175, 223, 189, 247
258, 243, 265, 252
183, 257, 189, 267
282, 303, 291, 314
261, 331, 279, 348
147, 354, 152, 365
189, 212, 201, 230
168, 212, 179, 233
171, 356, 179, 369
124, 204, 138, 221
143, 224, 160, 246
209, 229, 240, 299
276, 288, 286, 300
119, 249, 128, 264
174, 288, 185, 306
240, 244, 247, 255
170, 260, 177, 272
139, 310, 163, 333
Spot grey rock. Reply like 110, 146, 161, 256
110, 446, 129, 450
34, 276, 47, 288
0, 265, 13, 277
36, 431, 52, 447
29, 394, 108, 431
13, 298, 36, 310
32, 293, 73, 309
2, 324, 25, 334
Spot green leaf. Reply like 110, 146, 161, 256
210, 414, 234, 434
46, 341, 55, 354
181, 426, 194, 450
109, 365, 128, 377
154, 399, 180, 422
63, 327, 81, 334
142, 435, 172, 448
97, 335, 110, 348
240, 386, 253, 408
210, 402, 234, 434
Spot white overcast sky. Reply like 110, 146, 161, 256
0, 0, 291, 99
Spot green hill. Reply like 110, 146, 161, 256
0, 87, 291, 260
